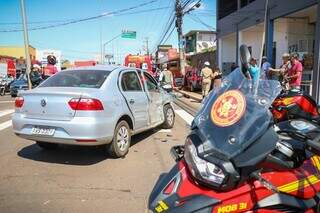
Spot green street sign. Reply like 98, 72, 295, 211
121, 31, 136, 39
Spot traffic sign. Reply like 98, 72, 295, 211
121, 30, 136, 39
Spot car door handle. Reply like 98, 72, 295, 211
129, 99, 135, 105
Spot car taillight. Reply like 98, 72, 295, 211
15, 97, 24, 108
68, 98, 104, 111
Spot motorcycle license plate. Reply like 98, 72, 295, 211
31, 127, 55, 136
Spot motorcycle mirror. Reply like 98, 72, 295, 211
240, 44, 251, 67
170, 146, 184, 162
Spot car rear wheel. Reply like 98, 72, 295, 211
36, 141, 58, 150
161, 104, 175, 129
107, 120, 131, 158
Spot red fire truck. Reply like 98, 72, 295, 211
124, 54, 153, 74
0, 56, 16, 77
158, 48, 184, 87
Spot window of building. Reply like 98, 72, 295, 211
218, 0, 237, 20
240, 0, 256, 8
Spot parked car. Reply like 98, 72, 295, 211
10, 72, 43, 97
12, 65, 175, 158
10, 73, 29, 97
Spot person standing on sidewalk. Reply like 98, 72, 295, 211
212, 67, 222, 89
201, 61, 213, 98
269, 53, 291, 90
288, 53, 303, 90
248, 58, 260, 83
261, 56, 271, 79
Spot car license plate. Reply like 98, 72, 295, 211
31, 127, 55, 136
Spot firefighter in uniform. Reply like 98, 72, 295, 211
159, 64, 174, 92
201, 61, 213, 98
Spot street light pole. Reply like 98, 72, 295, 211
20, 0, 32, 90
102, 33, 122, 64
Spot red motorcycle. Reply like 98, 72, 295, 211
148, 69, 320, 212
272, 89, 320, 124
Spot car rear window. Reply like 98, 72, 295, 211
39, 70, 111, 88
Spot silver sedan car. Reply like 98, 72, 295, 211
12, 65, 175, 158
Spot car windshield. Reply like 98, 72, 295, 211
193, 68, 282, 158
39, 70, 110, 88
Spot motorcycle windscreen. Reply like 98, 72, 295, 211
194, 68, 282, 159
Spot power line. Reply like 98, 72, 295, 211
0, 0, 158, 33
187, 14, 216, 31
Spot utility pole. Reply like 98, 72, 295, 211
175, 0, 185, 76
144, 37, 150, 56
20, 0, 32, 90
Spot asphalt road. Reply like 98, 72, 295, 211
0, 95, 194, 213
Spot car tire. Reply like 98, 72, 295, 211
36, 141, 58, 150
161, 104, 175, 129
107, 120, 131, 158
11, 94, 17, 98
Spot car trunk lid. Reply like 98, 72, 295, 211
20, 87, 93, 121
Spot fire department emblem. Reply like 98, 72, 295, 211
211, 90, 246, 127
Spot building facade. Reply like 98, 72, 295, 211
0, 45, 36, 61
185, 30, 217, 55
217, 0, 319, 100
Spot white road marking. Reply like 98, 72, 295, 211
0, 120, 12, 131
158, 129, 172, 133
0, 109, 14, 118
175, 109, 194, 126
0, 101, 14, 104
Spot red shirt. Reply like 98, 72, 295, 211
44, 64, 58, 76
288, 61, 303, 87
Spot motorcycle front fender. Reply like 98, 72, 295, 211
148, 161, 220, 213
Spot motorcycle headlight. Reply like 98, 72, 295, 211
184, 138, 226, 186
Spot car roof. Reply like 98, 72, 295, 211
66, 65, 129, 72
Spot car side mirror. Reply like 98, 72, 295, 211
240, 44, 251, 68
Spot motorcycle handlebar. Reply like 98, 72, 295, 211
306, 133, 320, 155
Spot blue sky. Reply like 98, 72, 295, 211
0, 0, 216, 63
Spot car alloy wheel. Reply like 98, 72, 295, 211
166, 107, 174, 126
116, 126, 129, 152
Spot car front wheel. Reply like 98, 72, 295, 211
107, 120, 131, 158
161, 104, 175, 129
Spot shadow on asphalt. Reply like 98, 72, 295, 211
17, 128, 159, 166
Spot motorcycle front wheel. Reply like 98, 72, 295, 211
0, 87, 5, 96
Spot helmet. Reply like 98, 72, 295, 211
204, 61, 210, 66
47, 55, 57, 65
32, 64, 41, 69
282, 53, 290, 58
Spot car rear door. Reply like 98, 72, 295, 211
120, 70, 149, 130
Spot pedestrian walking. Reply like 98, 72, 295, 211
212, 67, 222, 89
201, 61, 213, 98
288, 53, 303, 90
159, 64, 174, 92
261, 56, 271, 79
